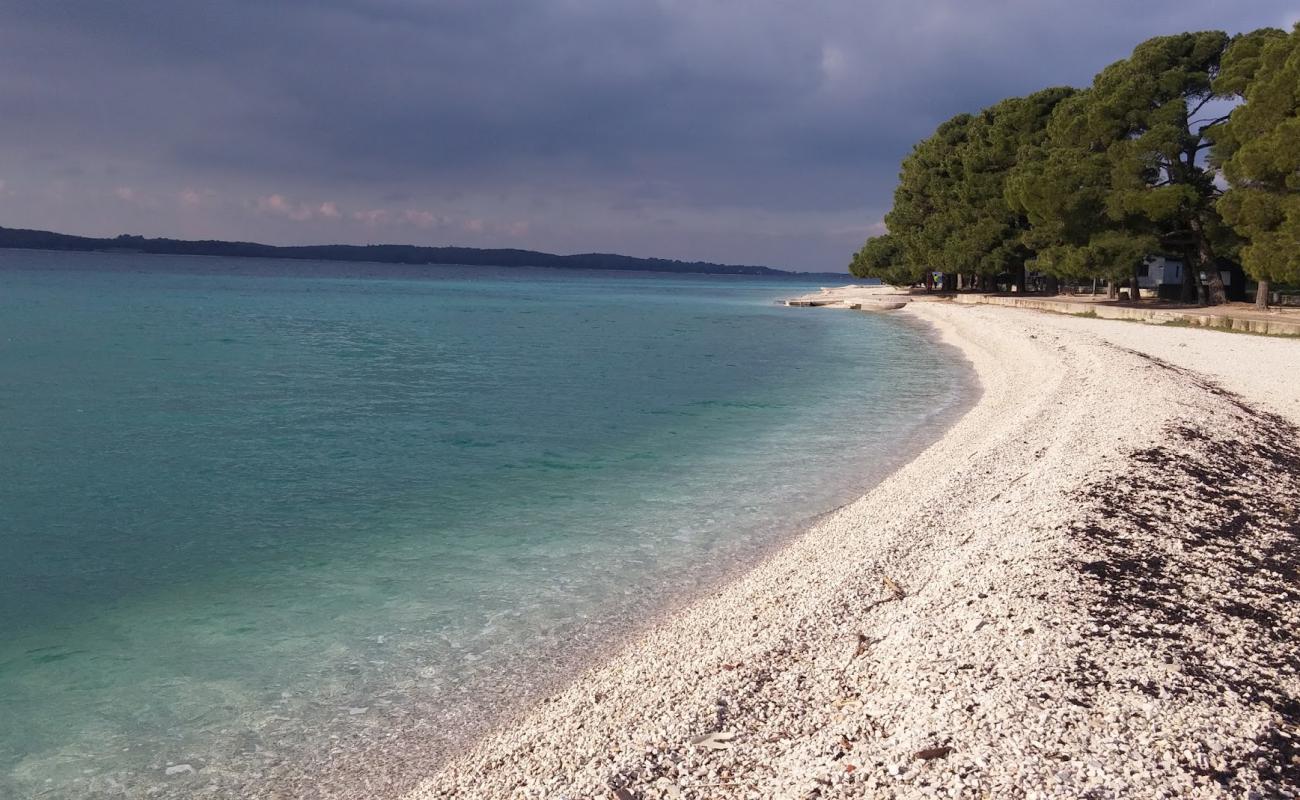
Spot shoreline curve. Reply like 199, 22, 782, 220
405, 301, 1299, 799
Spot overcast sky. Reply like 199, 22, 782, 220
1, 2, 1296, 271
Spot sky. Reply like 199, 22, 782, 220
2, 2, 1297, 271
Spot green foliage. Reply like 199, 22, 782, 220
1004, 32, 1238, 298
1007, 90, 1156, 281
1213, 25, 1300, 285
1213, 27, 1287, 97
959, 88, 1076, 277
860, 28, 1293, 300
881, 89, 1072, 283
885, 114, 975, 276
1095, 32, 1228, 225
849, 234, 918, 284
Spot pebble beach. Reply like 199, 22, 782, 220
406, 301, 1300, 799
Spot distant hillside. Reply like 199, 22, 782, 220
0, 225, 845, 278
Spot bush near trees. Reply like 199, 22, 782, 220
856, 25, 1300, 308
849, 233, 917, 286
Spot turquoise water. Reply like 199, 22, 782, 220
0, 250, 968, 798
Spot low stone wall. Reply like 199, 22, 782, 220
950, 294, 1300, 336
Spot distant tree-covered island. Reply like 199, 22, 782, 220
0, 225, 850, 279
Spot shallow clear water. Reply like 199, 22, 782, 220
0, 250, 968, 797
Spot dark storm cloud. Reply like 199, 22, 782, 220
1, 1, 1296, 269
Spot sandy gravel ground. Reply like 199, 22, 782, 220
407, 302, 1300, 800
1039, 310, 1300, 426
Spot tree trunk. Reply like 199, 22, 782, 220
1189, 216, 1226, 305
1180, 255, 1198, 304
1107, 280, 1119, 300
1015, 263, 1027, 294
1256, 280, 1270, 310
1092, 277, 1098, 296
1045, 274, 1060, 296
1203, 261, 1227, 305
1131, 263, 1143, 304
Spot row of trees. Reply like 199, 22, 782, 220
851, 26, 1300, 308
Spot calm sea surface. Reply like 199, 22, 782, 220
0, 250, 969, 797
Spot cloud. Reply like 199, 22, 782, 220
112, 185, 160, 210
254, 193, 339, 222
353, 208, 390, 226
0, 1, 1295, 269
178, 187, 218, 208
351, 207, 456, 229
401, 209, 438, 228
819, 43, 849, 84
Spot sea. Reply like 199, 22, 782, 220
0, 249, 970, 798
